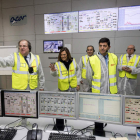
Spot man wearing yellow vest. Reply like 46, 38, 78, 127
118, 45, 140, 95
86, 38, 118, 94
79, 45, 94, 92
0, 39, 45, 90
49, 47, 81, 92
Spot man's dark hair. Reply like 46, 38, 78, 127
99, 38, 110, 47
18, 39, 31, 52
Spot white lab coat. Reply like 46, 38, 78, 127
117, 53, 140, 95
79, 55, 93, 92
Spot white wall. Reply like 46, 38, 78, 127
0, 0, 140, 94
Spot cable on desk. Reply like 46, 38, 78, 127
65, 119, 69, 134
20, 135, 27, 140
15, 125, 29, 131
4, 119, 22, 129
73, 124, 95, 135
44, 124, 51, 132
114, 133, 123, 138
103, 123, 107, 128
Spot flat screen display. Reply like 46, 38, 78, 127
118, 5, 140, 31
44, 11, 78, 34
39, 91, 77, 119
79, 8, 118, 32
3, 90, 38, 118
43, 40, 63, 53
78, 93, 122, 124
123, 96, 140, 127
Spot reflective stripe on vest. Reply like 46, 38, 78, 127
12, 53, 39, 90
119, 54, 139, 79
12, 53, 38, 75
56, 59, 77, 91
82, 55, 88, 79
57, 59, 76, 79
90, 53, 117, 94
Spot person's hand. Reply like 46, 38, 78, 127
80, 80, 83, 84
122, 66, 129, 71
125, 68, 132, 73
49, 63, 57, 71
39, 89, 44, 91
76, 85, 80, 91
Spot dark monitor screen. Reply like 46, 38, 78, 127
3, 90, 38, 118
39, 91, 77, 119
78, 93, 122, 125
123, 95, 140, 127
43, 40, 63, 53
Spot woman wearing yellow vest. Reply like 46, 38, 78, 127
79, 45, 94, 92
50, 47, 81, 91
86, 38, 118, 94
118, 45, 140, 95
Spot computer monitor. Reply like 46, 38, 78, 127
39, 91, 77, 131
79, 7, 118, 32
78, 93, 122, 136
123, 95, 140, 127
118, 5, 140, 31
3, 90, 38, 124
43, 40, 63, 53
44, 11, 78, 34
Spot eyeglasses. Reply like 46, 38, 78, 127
19, 45, 28, 48
127, 48, 134, 50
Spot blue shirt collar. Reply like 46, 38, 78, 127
98, 52, 108, 59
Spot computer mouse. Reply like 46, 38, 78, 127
26, 130, 42, 140
37, 130, 42, 140
26, 130, 32, 140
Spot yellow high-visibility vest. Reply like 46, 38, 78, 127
89, 53, 117, 94
55, 58, 77, 91
82, 55, 88, 79
119, 54, 140, 79
12, 52, 40, 90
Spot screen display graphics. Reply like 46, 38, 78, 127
4, 91, 38, 118
118, 6, 140, 30
43, 40, 63, 53
79, 93, 122, 124
79, 8, 118, 32
44, 11, 78, 34
124, 97, 140, 126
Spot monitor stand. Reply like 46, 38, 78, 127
21, 118, 27, 127
93, 122, 105, 137
53, 119, 65, 131
20, 117, 30, 128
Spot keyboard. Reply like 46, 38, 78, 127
48, 133, 96, 140
0, 129, 17, 140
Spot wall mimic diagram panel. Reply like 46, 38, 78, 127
39, 92, 77, 119
44, 11, 78, 34
79, 8, 118, 32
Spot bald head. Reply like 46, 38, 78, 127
127, 45, 135, 55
